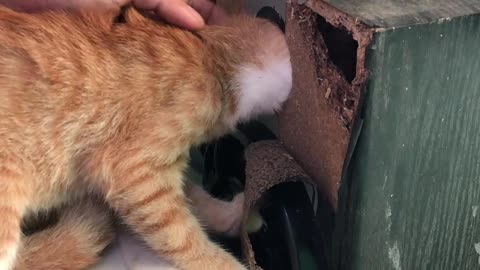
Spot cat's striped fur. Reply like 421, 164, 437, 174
0, 5, 291, 270
14, 182, 248, 270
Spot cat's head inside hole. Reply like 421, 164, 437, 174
119, 8, 292, 131
195, 13, 292, 128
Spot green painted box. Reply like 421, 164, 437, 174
278, 1, 480, 269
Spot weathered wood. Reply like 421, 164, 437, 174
323, 0, 480, 28
279, 1, 372, 207
273, 1, 480, 269
336, 12, 480, 270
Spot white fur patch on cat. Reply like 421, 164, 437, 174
233, 55, 292, 124
0, 242, 18, 270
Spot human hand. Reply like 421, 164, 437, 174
0, 0, 227, 30
133, 0, 227, 29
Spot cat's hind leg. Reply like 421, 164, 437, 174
14, 198, 115, 270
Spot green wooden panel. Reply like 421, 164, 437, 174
339, 14, 480, 270
322, 0, 480, 28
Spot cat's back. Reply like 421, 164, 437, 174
0, 5, 115, 92
0, 5, 220, 136
0, 6, 122, 112
0, 5, 116, 46
0, 5, 218, 143
0, 5, 209, 98
0, 7, 122, 149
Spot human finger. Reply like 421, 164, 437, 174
189, 0, 227, 25
134, 0, 205, 29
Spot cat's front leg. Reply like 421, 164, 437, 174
104, 154, 247, 270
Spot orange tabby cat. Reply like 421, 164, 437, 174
0, 5, 291, 270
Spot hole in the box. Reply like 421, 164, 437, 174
317, 16, 358, 83
249, 181, 327, 270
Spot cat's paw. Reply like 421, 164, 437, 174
222, 192, 264, 237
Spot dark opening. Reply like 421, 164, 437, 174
256, 6, 286, 33
317, 16, 358, 83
